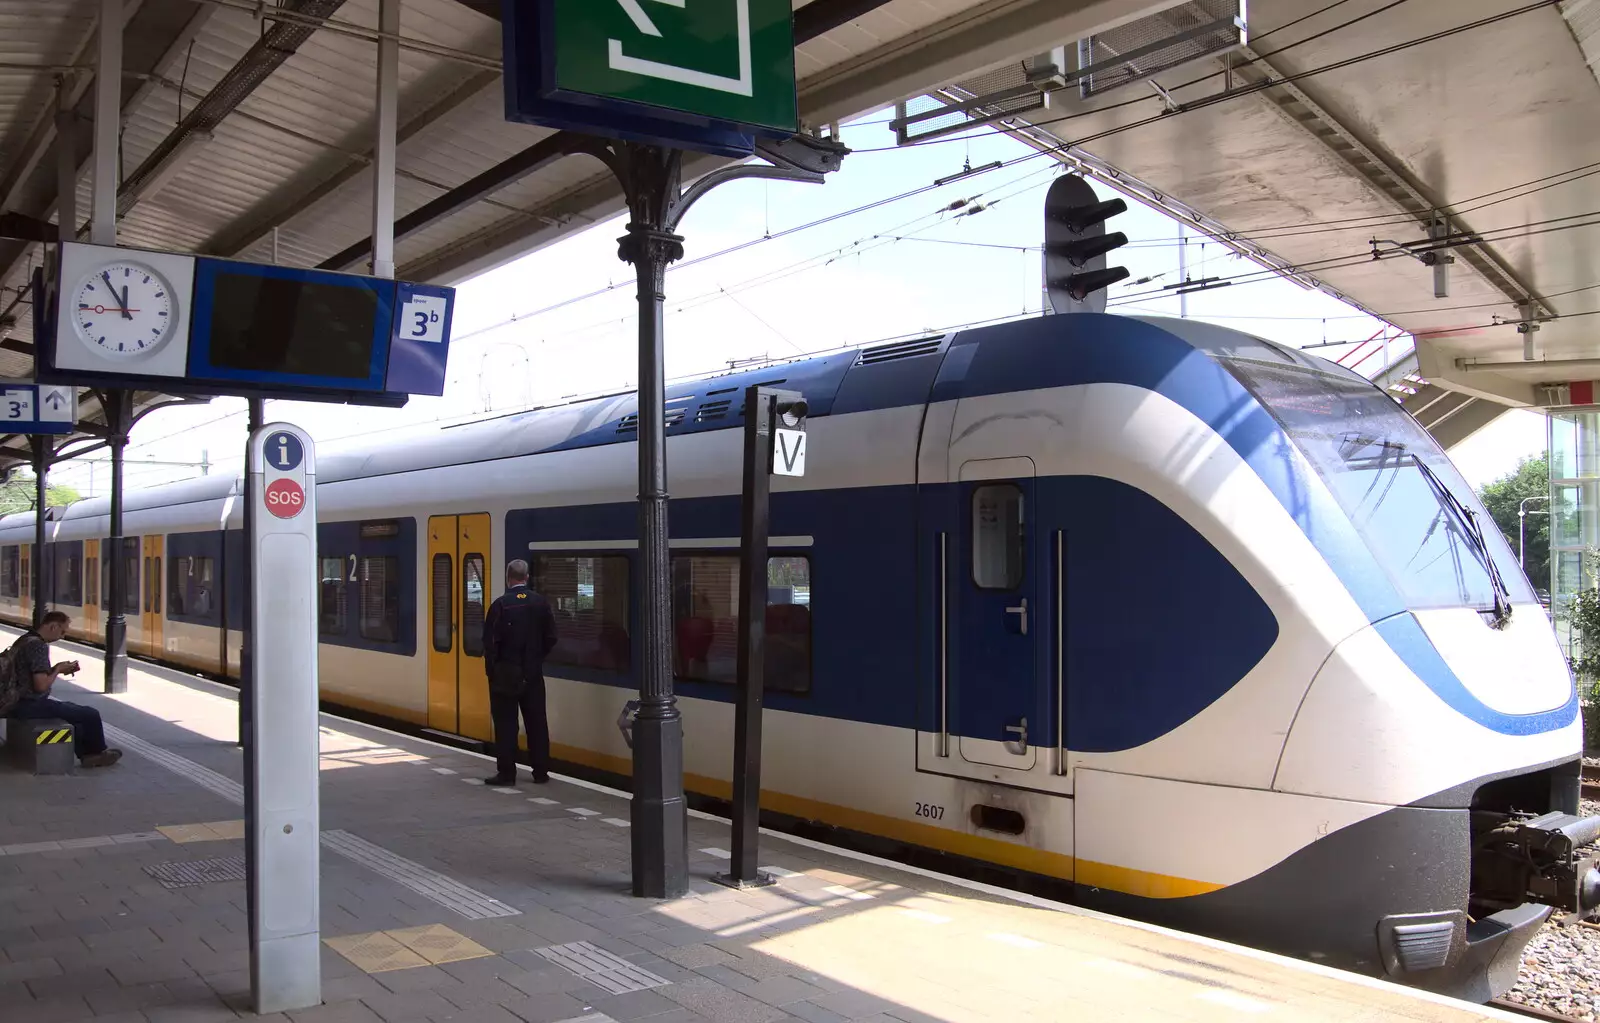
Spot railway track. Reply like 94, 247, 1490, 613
1583, 762, 1600, 801
1493, 998, 1589, 1023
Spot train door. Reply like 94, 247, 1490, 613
953, 460, 1039, 771
83, 539, 100, 642
425, 514, 491, 740
143, 535, 163, 654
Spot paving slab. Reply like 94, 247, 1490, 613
0, 630, 1534, 1022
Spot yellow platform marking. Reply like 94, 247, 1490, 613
34, 728, 71, 744
324, 931, 430, 973
155, 820, 245, 844
385, 924, 493, 965
326, 925, 491, 972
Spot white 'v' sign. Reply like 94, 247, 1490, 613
773, 428, 806, 477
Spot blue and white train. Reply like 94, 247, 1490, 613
1, 312, 1592, 1000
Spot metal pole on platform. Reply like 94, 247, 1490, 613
615, 144, 690, 899
32, 437, 48, 627
55, 81, 76, 242
370, 0, 398, 280
90, 0, 120, 246
589, 134, 841, 898
239, 397, 263, 744
722, 387, 775, 889
245, 423, 321, 1014
103, 391, 128, 693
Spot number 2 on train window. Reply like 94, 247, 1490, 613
914, 802, 944, 820
348, 554, 357, 582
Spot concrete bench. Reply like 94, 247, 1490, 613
2, 717, 75, 774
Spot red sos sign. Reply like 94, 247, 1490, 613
265, 478, 305, 519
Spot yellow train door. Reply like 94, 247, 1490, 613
143, 535, 164, 655
83, 539, 100, 642
426, 514, 491, 739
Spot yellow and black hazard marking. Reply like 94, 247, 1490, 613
34, 727, 72, 744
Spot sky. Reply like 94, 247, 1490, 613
43, 106, 1548, 498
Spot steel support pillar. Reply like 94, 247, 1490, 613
56, 83, 76, 242
32, 437, 49, 626
239, 397, 263, 745
614, 144, 690, 899
91, 0, 120, 245
370, 0, 399, 279
583, 134, 843, 897
103, 391, 129, 693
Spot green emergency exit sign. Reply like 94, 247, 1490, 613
550, 0, 798, 134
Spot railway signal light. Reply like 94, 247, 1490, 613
1043, 173, 1130, 314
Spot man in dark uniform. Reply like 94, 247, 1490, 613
481, 559, 557, 786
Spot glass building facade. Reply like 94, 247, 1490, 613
1550, 411, 1600, 657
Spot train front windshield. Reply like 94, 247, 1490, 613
1225, 357, 1535, 612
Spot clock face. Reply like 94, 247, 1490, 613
72, 261, 177, 358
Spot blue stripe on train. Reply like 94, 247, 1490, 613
507, 473, 1280, 753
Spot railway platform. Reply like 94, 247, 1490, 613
0, 635, 1533, 1023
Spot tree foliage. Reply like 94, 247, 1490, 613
1478, 453, 1550, 596
0, 471, 80, 516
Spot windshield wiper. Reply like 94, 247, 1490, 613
1411, 455, 1513, 627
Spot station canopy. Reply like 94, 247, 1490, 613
3, 0, 1585, 470
2, 0, 1158, 473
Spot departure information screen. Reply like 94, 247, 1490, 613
205, 271, 378, 380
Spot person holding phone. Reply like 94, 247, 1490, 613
8, 610, 120, 767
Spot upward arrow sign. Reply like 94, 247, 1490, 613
43, 390, 65, 411
610, 0, 754, 97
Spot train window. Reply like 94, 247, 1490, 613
462, 555, 486, 658
87, 555, 98, 606
671, 554, 811, 694
143, 557, 153, 612
121, 539, 139, 613
1, 546, 17, 598
431, 553, 452, 653
170, 557, 190, 615
54, 544, 82, 606
319, 556, 348, 635
151, 557, 161, 613
972, 484, 1025, 590
359, 555, 400, 643
531, 555, 631, 672
170, 557, 215, 618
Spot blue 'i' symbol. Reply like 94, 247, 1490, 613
278, 439, 289, 468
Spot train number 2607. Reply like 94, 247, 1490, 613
914, 802, 945, 820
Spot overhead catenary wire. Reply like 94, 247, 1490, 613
858, 0, 1547, 155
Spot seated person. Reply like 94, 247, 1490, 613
8, 611, 121, 768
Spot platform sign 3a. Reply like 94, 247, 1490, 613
502, 0, 798, 157
0, 385, 76, 435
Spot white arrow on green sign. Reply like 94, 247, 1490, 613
550, 0, 797, 133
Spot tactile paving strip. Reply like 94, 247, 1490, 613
321, 829, 520, 920
386, 923, 493, 964
104, 725, 245, 804
324, 931, 430, 973
536, 941, 671, 995
145, 855, 248, 889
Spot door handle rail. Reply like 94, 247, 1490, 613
938, 532, 949, 758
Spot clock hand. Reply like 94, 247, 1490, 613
100, 273, 130, 320
119, 285, 131, 321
